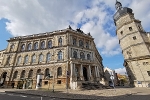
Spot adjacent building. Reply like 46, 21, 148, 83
0, 26, 105, 89
114, 1, 150, 87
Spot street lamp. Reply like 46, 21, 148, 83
52, 54, 55, 93
47, 73, 50, 90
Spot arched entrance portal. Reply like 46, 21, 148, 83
0, 72, 7, 86
83, 67, 88, 81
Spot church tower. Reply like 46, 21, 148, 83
114, 0, 150, 87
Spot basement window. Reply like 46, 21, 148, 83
133, 36, 137, 40
57, 80, 61, 84
129, 27, 133, 31
147, 71, 150, 76
44, 81, 48, 85
143, 62, 149, 65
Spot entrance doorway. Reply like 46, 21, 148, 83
0, 72, 7, 86
83, 67, 88, 81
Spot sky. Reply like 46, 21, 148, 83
0, 0, 150, 75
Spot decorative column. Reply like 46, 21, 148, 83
70, 61, 73, 81
96, 66, 100, 78
94, 66, 98, 81
80, 64, 84, 81
73, 64, 76, 81
89, 65, 92, 81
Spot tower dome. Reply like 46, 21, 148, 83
115, 0, 122, 10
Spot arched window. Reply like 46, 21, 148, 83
73, 51, 77, 58
20, 70, 25, 79
79, 40, 84, 47
58, 37, 62, 46
46, 53, 51, 62
86, 42, 89, 48
10, 44, 14, 52
39, 54, 43, 62
28, 69, 33, 78
87, 54, 91, 60
58, 51, 62, 60
57, 67, 62, 76
27, 43, 32, 50
21, 44, 25, 51
34, 42, 38, 50
24, 55, 28, 64
17, 56, 21, 65
80, 52, 85, 59
37, 69, 41, 75
13, 71, 18, 80
41, 41, 45, 49
32, 54, 36, 63
73, 38, 76, 46
48, 40, 52, 48
45, 68, 50, 78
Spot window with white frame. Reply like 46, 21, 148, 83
46, 53, 51, 62
48, 40, 52, 48
41, 41, 45, 49
39, 54, 43, 62
32, 54, 36, 63
27, 43, 32, 50
34, 42, 38, 50
24, 55, 28, 64
58, 51, 63, 60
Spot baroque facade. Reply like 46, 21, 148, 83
114, 1, 150, 87
0, 26, 105, 89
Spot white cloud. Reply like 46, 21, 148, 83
0, 0, 150, 56
115, 67, 127, 75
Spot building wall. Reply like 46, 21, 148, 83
0, 28, 105, 89
114, 2, 150, 87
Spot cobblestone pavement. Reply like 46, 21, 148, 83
1, 87, 150, 100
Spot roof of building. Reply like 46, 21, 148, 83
8, 27, 93, 41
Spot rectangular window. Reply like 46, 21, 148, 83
57, 80, 61, 84
143, 62, 149, 65
44, 81, 48, 85
147, 71, 150, 76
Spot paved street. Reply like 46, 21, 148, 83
1, 87, 150, 100
0, 92, 65, 100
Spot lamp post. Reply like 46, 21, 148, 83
52, 54, 55, 93
47, 74, 50, 90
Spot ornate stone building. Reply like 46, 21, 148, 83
114, 1, 150, 87
0, 26, 105, 89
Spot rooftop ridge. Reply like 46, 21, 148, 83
9, 27, 92, 41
